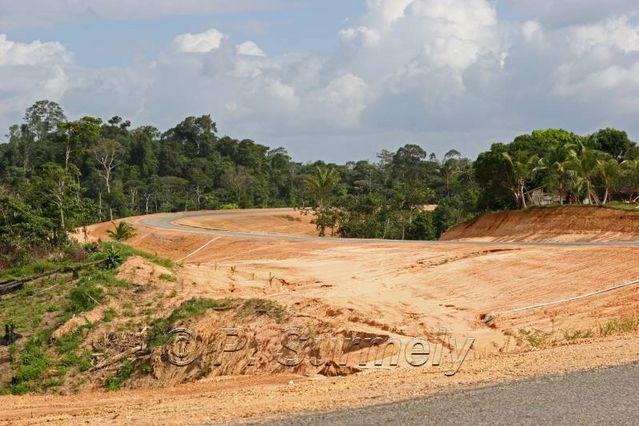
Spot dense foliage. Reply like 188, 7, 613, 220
474, 129, 639, 210
1, 101, 638, 264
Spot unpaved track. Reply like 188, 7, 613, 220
140, 209, 639, 247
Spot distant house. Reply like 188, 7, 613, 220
530, 189, 561, 206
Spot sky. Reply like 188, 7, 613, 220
1, 0, 639, 162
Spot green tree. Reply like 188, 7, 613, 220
501, 151, 537, 209
566, 145, 604, 205
534, 141, 577, 204
597, 157, 621, 204
39, 163, 80, 231
304, 166, 340, 210
621, 160, 639, 202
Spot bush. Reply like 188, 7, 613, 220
106, 222, 137, 241
67, 280, 104, 314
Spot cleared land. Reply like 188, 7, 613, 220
442, 206, 639, 242
2, 207, 639, 424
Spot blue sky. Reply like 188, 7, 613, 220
1, 1, 639, 162
6, 2, 366, 67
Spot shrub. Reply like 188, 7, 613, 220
106, 222, 137, 241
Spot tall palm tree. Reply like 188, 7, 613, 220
502, 152, 537, 209
535, 142, 576, 204
304, 166, 340, 209
597, 157, 621, 204
621, 159, 639, 202
566, 144, 603, 205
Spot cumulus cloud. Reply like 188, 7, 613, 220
315, 73, 369, 127
339, 26, 381, 46
0, 34, 71, 127
571, 16, 639, 55
0, 34, 71, 66
172, 29, 226, 53
521, 21, 544, 45
236, 41, 266, 57
3, 1, 639, 162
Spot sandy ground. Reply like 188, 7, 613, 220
4, 208, 639, 424
3, 334, 639, 425
442, 206, 639, 242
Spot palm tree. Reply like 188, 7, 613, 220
597, 157, 621, 204
107, 221, 137, 241
535, 142, 576, 204
621, 159, 639, 202
566, 144, 603, 205
502, 152, 537, 209
304, 166, 340, 209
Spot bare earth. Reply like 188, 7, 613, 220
3, 208, 639, 424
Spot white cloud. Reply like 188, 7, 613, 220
339, 26, 381, 46
236, 41, 266, 57
0, 34, 71, 128
522, 21, 544, 45
571, 16, 639, 55
172, 29, 226, 53
0, 34, 71, 66
5, 2, 639, 162
265, 79, 300, 110
315, 73, 369, 127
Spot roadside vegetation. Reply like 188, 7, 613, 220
520, 315, 639, 349
0, 241, 175, 395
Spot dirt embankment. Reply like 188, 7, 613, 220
441, 207, 639, 242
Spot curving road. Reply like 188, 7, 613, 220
257, 362, 639, 425
139, 209, 639, 247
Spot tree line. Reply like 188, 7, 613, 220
1, 101, 638, 264
475, 129, 639, 210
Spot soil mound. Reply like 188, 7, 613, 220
441, 207, 639, 242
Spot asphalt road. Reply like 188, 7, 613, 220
255, 362, 639, 425
139, 209, 639, 247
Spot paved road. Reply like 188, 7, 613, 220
140, 209, 639, 247
255, 362, 639, 425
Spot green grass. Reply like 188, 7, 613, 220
562, 328, 595, 341
519, 328, 554, 348
520, 316, 639, 349
236, 298, 288, 324
66, 280, 105, 314
0, 259, 84, 281
598, 318, 639, 336
0, 253, 138, 394
526, 203, 639, 213
10, 335, 52, 394
105, 359, 135, 391
604, 201, 639, 211
97, 242, 174, 268
103, 308, 117, 322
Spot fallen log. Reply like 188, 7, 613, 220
91, 345, 146, 371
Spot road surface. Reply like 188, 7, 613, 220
258, 362, 639, 425
139, 209, 639, 247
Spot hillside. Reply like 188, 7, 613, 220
441, 206, 639, 242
